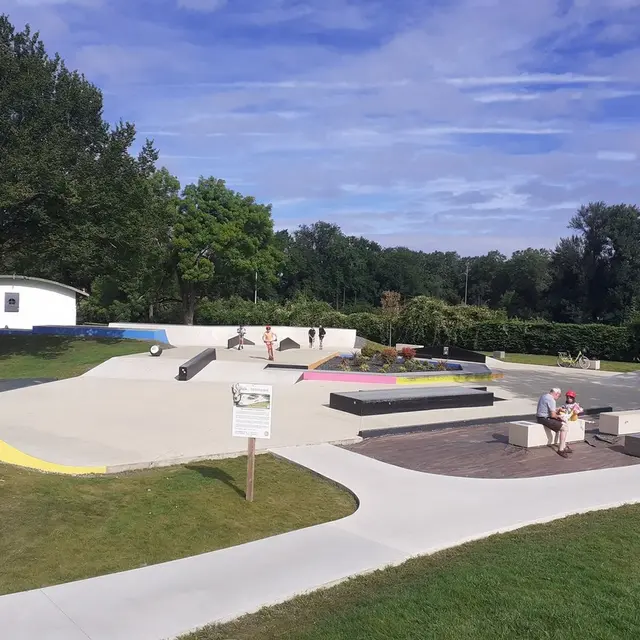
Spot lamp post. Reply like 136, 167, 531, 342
254, 270, 258, 304
464, 262, 470, 305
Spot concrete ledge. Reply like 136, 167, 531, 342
358, 407, 612, 439
623, 433, 640, 458
177, 348, 217, 381
508, 419, 585, 448
331, 386, 494, 417
599, 410, 640, 436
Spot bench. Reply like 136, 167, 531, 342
508, 419, 586, 448
599, 410, 640, 436
624, 433, 640, 458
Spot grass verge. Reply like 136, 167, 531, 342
183, 505, 640, 640
0, 455, 356, 595
0, 335, 154, 379
485, 352, 640, 373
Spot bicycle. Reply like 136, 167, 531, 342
557, 350, 590, 370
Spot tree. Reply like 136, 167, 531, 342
380, 290, 403, 346
171, 177, 280, 324
0, 15, 167, 305
495, 249, 552, 318
568, 202, 640, 323
465, 251, 506, 306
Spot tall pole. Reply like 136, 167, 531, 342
254, 270, 258, 304
464, 262, 469, 305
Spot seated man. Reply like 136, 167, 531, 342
536, 387, 572, 458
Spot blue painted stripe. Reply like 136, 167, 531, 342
28, 326, 169, 343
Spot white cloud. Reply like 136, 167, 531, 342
406, 126, 569, 135
473, 92, 542, 103
447, 73, 614, 87
596, 151, 638, 161
176, 0, 227, 11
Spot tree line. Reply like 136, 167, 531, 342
2, 15, 640, 327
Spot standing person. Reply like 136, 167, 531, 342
318, 325, 326, 350
262, 325, 277, 361
236, 324, 246, 350
308, 327, 316, 348
536, 387, 572, 458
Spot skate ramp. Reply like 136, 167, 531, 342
83, 347, 205, 381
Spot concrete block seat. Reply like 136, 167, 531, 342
624, 434, 640, 458
509, 419, 586, 448
599, 411, 640, 436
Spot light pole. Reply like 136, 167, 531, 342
254, 270, 258, 304
464, 262, 470, 305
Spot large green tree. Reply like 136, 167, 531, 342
0, 15, 167, 302
172, 177, 281, 324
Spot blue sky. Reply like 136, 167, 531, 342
5, 0, 640, 255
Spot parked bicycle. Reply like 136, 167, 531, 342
557, 349, 590, 369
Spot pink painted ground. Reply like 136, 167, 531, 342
302, 370, 396, 384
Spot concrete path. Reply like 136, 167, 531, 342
2, 443, 640, 640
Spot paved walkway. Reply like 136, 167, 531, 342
3, 444, 640, 640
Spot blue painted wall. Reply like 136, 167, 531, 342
0, 325, 169, 343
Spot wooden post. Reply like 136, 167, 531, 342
246, 437, 256, 502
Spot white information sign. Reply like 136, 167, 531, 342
231, 383, 273, 439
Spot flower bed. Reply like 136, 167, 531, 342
317, 347, 462, 375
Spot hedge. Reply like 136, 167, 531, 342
456, 321, 634, 361
188, 296, 640, 361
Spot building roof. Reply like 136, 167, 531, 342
0, 275, 90, 297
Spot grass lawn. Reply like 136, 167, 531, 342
484, 352, 640, 373
184, 505, 640, 640
0, 335, 153, 379
0, 455, 356, 595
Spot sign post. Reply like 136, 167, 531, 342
231, 383, 272, 502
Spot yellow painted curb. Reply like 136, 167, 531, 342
308, 351, 340, 370
0, 440, 106, 476
396, 374, 496, 385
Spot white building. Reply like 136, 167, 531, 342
0, 275, 89, 330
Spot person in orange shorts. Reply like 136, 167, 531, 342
262, 325, 277, 361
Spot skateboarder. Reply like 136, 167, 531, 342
308, 327, 316, 348
262, 325, 278, 361
236, 324, 246, 350
318, 325, 326, 350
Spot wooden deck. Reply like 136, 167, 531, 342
344, 420, 640, 478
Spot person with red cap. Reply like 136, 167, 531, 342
262, 325, 277, 361
560, 390, 583, 421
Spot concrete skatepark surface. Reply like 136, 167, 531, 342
0, 346, 541, 470
0, 346, 638, 471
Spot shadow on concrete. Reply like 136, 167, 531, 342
186, 464, 245, 498
0, 378, 57, 392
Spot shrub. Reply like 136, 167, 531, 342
359, 363, 370, 372
396, 296, 504, 345
380, 347, 398, 365
361, 341, 385, 358
346, 312, 388, 344
400, 346, 416, 361
456, 320, 635, 361
351, 351, 364, 367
